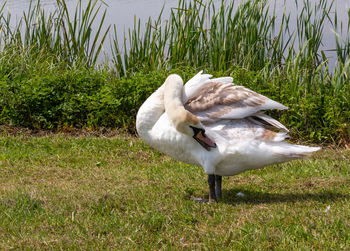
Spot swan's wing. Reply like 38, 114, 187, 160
182, 71, 233, 103
248, 112, 289, 132
206, 119, 289, 145
184, 81, 287, 123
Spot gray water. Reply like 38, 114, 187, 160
4, 0, 350, 68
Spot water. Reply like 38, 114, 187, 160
4, 0, 350, 68
5, 0, 178, 29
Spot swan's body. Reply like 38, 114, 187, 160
136, 72, 320, 201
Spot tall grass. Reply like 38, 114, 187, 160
0, 0, 110, 66
112, 0, 348, 73
112, 0, 281, 73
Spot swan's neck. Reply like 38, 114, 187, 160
136, 84, 165, 140
136, 74, 199, 141
164, 75, 199, 133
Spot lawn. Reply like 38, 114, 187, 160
0, 133, 349, 249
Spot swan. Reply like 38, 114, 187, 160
136, 71, 320, 202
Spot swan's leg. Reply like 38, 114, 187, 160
208, 174, 217, 202
215, 175, 222, 198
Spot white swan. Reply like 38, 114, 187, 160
136, 71, 320, 202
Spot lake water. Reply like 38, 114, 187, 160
4, 0, 350, 68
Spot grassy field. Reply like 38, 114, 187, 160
0, 133, 349, 249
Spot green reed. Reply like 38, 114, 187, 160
112, 0, 347, 73
0, 0, 110, 66
112, 0, 281, 73
1, 0, 348, 77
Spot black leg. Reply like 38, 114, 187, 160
208, 174, 217, 202
215, 175, 222, 199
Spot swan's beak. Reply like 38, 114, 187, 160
192, 128, 217, 151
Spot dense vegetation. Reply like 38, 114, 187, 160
0, 0, 349, 144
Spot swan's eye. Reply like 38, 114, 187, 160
189, 126, 206, 137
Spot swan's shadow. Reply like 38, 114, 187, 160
219, 189, 349, 205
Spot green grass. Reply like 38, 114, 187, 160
0, 133, 349, 249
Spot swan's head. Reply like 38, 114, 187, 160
163, 74, 217, 151
173, 110, 216, 151
174, 112, 217, 151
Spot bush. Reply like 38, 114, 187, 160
0, 57, 348, 144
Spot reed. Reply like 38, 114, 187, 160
111, 0, 346, 73
0, 0, 110, 66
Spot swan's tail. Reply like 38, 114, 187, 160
272, 143, 321, 159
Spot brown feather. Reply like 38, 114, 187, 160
185, 82, 267, 114
260, 129, 278, 140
